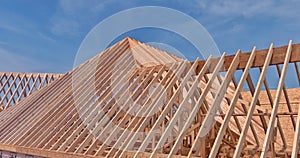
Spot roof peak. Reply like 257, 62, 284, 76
94, 37, 184, 68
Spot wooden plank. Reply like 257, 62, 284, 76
276, 64, 296, 129
28, 74, 41, 95
60, 60, 136, 152
259, 67, 287, 148
0, 74, 18, 105
0, 72, 62, 79
0, 72, 61, 111
208, 47, 256, 158
0, 73, 13, 95
149, 54, 225, 158
188, 51, 240, 157
0, 143, 94, 158
1, 38, 130, 148
1, 39, 300, 158
153, 54, 220, 157
246, 72, 268, 133
0, 37, 127, 133
46, 44, 131, 152
131, 60, 208, 158
19, 56, 107, 147
260, 40, 293, 158
80, 65, 158, 154
95, 64, 168, 156
74, 68, 151, 154
291, 104, 300, 158
233, 43, 274, 158
4, 74, 26, 108
16, 74, 33, 102
196, 43, 300, 73
38, 74, 48, 89
165, 56, 218, 157
55, 52, 134, 151
295, 62, 300, 85
109, 62, 187, 158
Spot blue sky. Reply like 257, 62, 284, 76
1, 0, 300, 74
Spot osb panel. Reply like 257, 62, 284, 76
241, 88, 300, 148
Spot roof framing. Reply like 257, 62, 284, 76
0, 72, 62, 112
0, 38, 299, 158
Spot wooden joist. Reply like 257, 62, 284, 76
0, 37, 299, 158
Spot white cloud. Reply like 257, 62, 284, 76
187, 0, 300, 20
50, 16, 81, 36
0, 10, 58, 43
0, 9, 38, 36
59, 0, 106, 15
49, 0, 106, 36
0, 23, 24, 33
199, 0, 271, 17
0, 48, 53, 72
173, 0, 300, 41
50, 0, 124, 36
37, 32, 57, 43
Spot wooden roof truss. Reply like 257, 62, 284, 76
0, 73, 62, 112
0, 38, 299, 158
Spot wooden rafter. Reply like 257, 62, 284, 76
0, 72, 62, 111
260, 40, 293, 158
0, 37, 299, 158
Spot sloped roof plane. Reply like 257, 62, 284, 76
0, 37, 299, 158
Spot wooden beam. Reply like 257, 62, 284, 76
204, 112, 298, 117
148, 56, 221, 157
184, 53, 227, 157
199, 51, 240, 136
1, 39, 300, 158
120, 60, 204, 158
233, 43, 274, 158
295, 62, 300, 85
260, 40, 293, 158
0, 143, 94, 158
0, 72, 62, 79
276, 64, 296, 129
259, 67, 287, 148
208, 46, 256, 158
291, 103, 300, 158
0, 143, 199, 158
196, 43, 300, 73
132, 60, 209, 157
166, 56, 220, 157
101, 63, 175, 157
